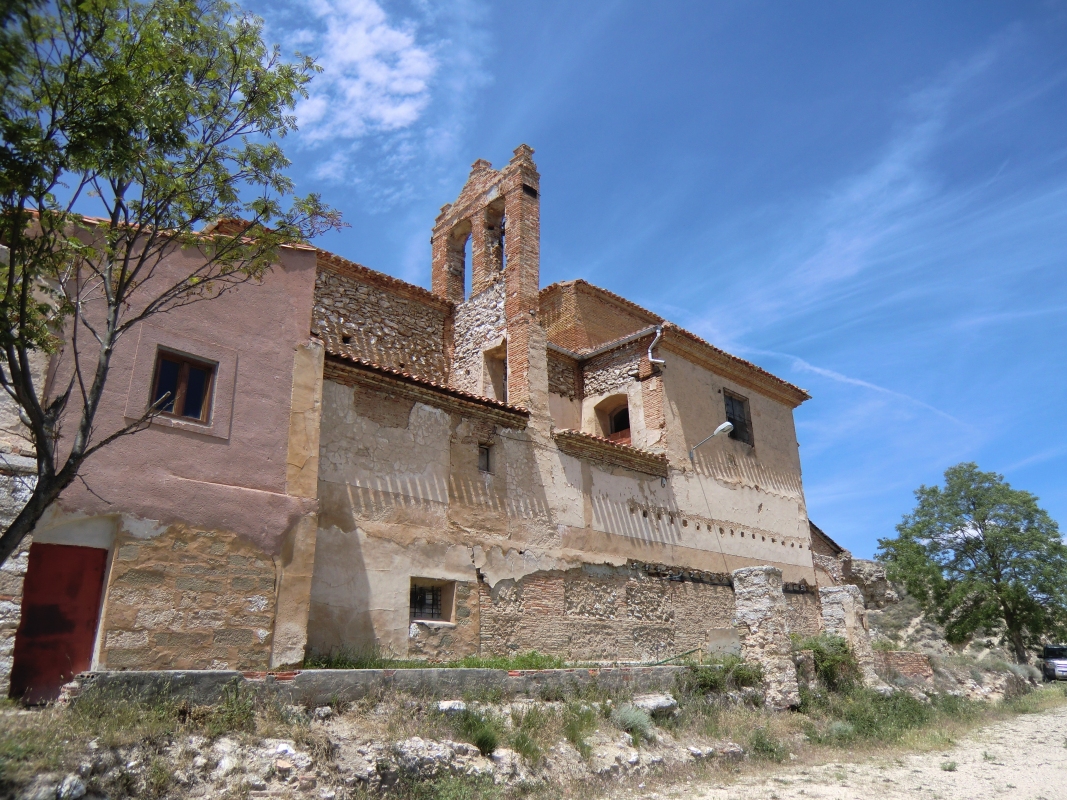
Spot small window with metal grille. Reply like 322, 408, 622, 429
724, 390, 753, 446
410, 584, 443, 621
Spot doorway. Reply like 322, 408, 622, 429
9, 543, 108, 703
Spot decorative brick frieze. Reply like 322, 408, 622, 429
553, 429, 669, 477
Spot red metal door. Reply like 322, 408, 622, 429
10, 543, 108, 703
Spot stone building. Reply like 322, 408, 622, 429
4, 146, 841, 701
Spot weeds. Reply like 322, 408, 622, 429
793, 634, 862, 692
940, 761, 957, 771
610, 705, 654, 747
305, 647, 566, 672
449, 709, 502, 756
748, 727, 788, 762
678, 654, 763, 695
562, 703, 598, 759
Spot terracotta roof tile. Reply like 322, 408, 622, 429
322, 348, 529, 416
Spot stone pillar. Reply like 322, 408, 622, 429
819, 585, 882, 687
272, 340, 325, 668
732, 565, 800, 710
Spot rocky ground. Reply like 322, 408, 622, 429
625, 701, 1067, 800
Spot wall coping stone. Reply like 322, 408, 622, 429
71, 666, 688, 706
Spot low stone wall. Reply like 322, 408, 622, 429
875, 650, 933, 681
73, 665, 688, 707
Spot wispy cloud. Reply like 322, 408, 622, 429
293, 0, 436, 145
743, 347, 968, 427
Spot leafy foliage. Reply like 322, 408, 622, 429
678, 654, 764, 696
878, 463, 1067, 663
0, 0, 342, 563
793, 634, 862, 692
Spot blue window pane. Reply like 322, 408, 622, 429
153, 359, 179, 413
182, 365, 210, 419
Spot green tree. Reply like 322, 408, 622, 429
0, 0, 343, 565
878, 463, 1067, 664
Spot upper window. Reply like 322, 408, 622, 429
724, 390, 753, 446
151, 351, 216, 423
608, 406, 631, 445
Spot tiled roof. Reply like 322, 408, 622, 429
541, 278, 809, 405
552, 429, 670, 477
322, 349, 529, 417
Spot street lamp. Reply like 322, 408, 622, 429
688, 421, 733, 462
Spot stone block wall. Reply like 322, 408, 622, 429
0, 463, 35, 694
783, 590, 821, 637
582, 341, 643, 398
819, 585, 881, 687
100, 526, 277, 671
313, 257, 451, 382
547, 351, 580, 399
450, 283, 507, 397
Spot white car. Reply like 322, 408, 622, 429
1041, 645, 1067, 681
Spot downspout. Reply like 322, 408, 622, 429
648, 325, 665, 367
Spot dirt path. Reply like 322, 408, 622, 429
631, 705, 1067, 800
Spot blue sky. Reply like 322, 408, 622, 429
251, 0, 1067, 557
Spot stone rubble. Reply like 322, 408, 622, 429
13, 694, 754, 799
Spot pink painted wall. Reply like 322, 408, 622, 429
47, 243, 319, 555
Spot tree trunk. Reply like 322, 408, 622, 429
1009, 628, 1029, 665
0, 474, 72, 565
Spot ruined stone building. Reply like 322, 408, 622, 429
2, 146, 864, 702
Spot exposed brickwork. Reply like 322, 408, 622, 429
875, 650, 934, 680
552, 430, 669, 477
540, 281, 658, 353
100, 527, 276, 671
313, 257, 451, 383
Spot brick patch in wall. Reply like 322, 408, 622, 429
875, 650, 934, 680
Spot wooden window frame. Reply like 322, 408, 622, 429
723, 389, 754, 446
151, 350, 217, 424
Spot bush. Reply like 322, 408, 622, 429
794, 634, 861, 692
450, 710, 502, 756
610, 705, 653, 747
748, 727, 787, 761
679, 654, 764, 695
562, 703, 598, 759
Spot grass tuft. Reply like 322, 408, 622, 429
793, 634, 862, 692
748, 726, 788, 762
610, 705, 654, 747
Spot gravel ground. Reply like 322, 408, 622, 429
627, 705, 1067, 800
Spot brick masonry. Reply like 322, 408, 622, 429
100, 526, 277, 671
875, 650, 934, 680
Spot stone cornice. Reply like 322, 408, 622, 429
324, 355, 529, 429
553, 429, 669, 477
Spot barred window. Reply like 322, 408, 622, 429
410, 584, 443, 620
724, 390, 753, 446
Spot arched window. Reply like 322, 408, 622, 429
609, 407, 630, 438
